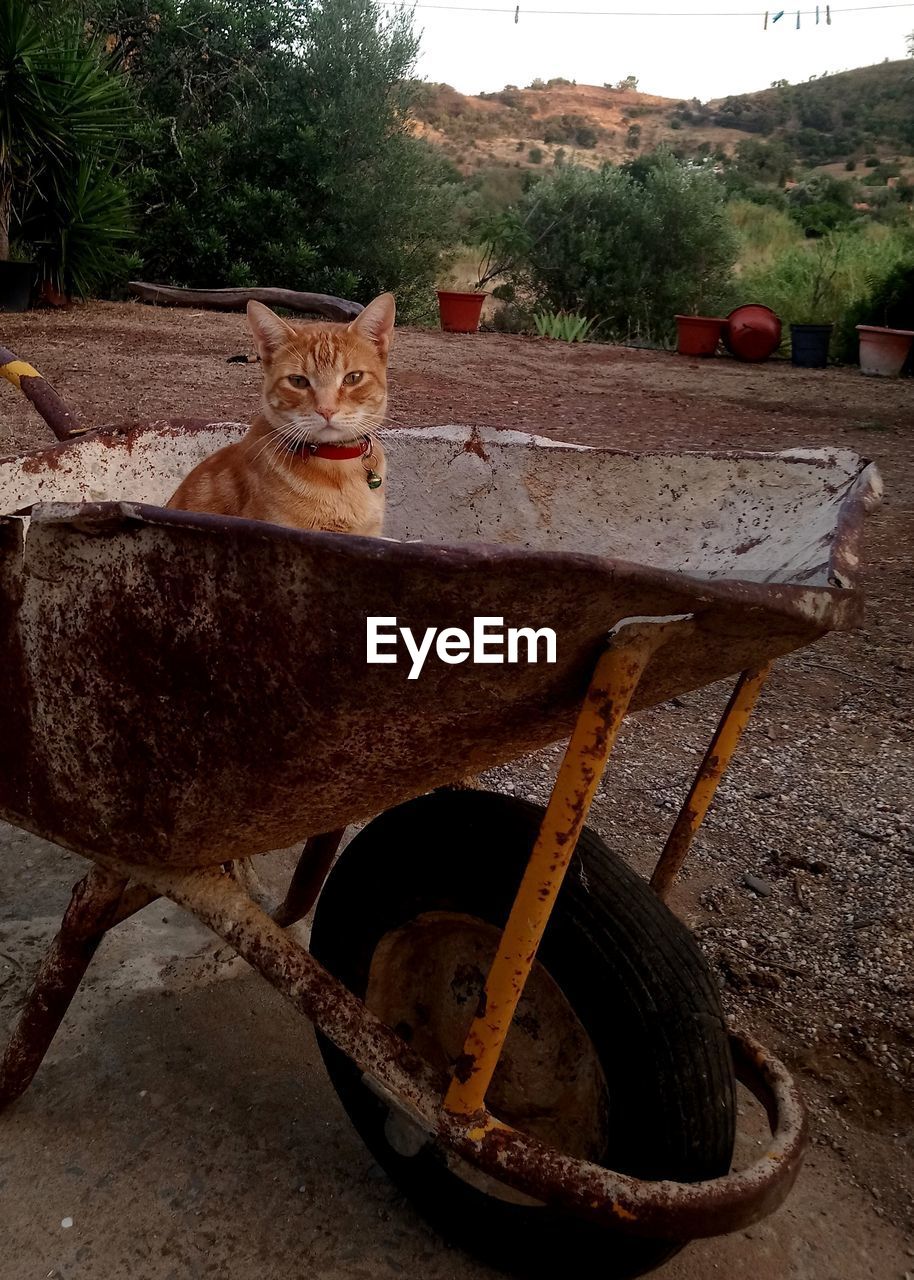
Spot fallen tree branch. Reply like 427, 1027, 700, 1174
128, 282, 363, 322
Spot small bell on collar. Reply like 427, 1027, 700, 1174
366, 469, 382, 490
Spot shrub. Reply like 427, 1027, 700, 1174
528, 147, 544, 164
833, 250, 914, 361
541, 114, 600, 148
728, 199, 803, 270
741, 225, 914, 344
733, 138, 794, 185
489, 300, 535, 333
786, 173, 856, 235
490, 157, 737, 344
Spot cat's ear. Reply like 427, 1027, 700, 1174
349, 293, 396, 358
247, 301, 294, 361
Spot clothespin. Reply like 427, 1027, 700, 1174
816, 5, 820, 22
826, 3, 831, 22
772, 9, 784, 21
796, 9, 800, 27
764, 9, 769, 28
514, 4, 519, 21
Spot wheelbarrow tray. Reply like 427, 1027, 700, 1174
0, 421, 878, 869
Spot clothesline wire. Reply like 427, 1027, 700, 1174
377, 1, 914, 16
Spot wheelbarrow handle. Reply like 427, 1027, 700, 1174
0, 344, 86, 442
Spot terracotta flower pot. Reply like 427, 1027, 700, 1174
437, 290, 487, 334
856, 324, 914, 377
674, 315, 725, 357
724, 304, 782, 363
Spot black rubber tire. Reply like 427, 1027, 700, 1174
311, 790, 735, 1280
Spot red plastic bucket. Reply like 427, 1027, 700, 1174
675, 315, 725, 357
437, 291, 486, 333
724, 305, 782, 362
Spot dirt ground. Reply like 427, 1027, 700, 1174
0, 301, 912, 1280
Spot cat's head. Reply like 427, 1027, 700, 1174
246, 294, 395, 448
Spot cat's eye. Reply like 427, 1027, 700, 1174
288, 374, 310, 388
343, 371, 364, 386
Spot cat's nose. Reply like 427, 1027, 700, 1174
315, 406, 335, 422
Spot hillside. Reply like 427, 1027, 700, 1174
413, 61, 914, 178
412, 79, 754, 172
706, 59, 914, 163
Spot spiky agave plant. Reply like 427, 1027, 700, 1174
25, 155, 133, 298
0, 0, 132, 292
533, 310, 597, 342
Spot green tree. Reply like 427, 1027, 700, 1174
83, 0, 460, 314
491, 157, 737, 343
733, 138, 793, 185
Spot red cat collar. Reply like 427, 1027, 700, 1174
299, 437, 371, 461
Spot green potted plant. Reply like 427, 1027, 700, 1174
788, 238, 843, 369
438, 208, 535, 334
436, 247, 498, 334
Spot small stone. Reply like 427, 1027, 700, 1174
743, 873, 773, 898
61, 1218, 73, 1230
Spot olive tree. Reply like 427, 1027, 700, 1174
493, 156, 737, 342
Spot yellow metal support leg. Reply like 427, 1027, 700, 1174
649, 662, 771, 902
444, 627, 663, 1119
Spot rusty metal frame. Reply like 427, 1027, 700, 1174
445, 623, 670, 1117
0, 630, 806, 1241
651, 663, 772, 901
72, 854, 805, 1241
0, 869, 155, 1108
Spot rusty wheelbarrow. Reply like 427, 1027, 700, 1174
0, 349, 882, 1276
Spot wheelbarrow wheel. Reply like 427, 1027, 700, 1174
311, 789, 735, 1279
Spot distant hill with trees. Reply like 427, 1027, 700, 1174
412, 59, 914, 184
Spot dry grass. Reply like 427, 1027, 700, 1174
728, 200, 805, 273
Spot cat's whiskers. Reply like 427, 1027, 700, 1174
248, 425, 288, 466
249, 424, 294, 468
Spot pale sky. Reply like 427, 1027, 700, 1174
401, 0, 914, 101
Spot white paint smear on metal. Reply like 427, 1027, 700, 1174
0, 422, 868, 587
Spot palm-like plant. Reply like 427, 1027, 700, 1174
0, 0, 132, 291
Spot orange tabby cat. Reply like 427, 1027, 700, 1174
166, 293, 395, 535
